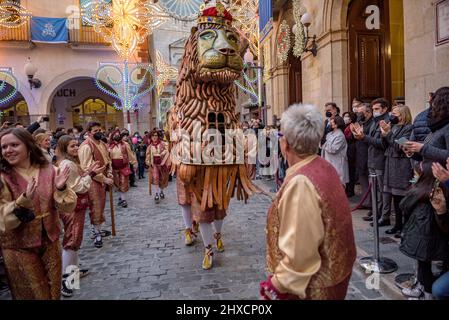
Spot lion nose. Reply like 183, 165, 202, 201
219, 48, 236, 56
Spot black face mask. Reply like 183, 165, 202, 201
389, 115, 400, 125
357, 113, 366, 122
113, 135, 121, 142
93, 132, 103, 141
325, 111, 333, 118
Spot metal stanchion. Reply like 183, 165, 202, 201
360, 173, 398, 274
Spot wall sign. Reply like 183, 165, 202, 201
56, 89, 76, 97
437, 0, 449, 46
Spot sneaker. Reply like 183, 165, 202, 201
121, 200, 128, 208
402, 283, 424, 298
90, 229, 111, 239
154, 193, 160, 202
61, 279, 74, 298
118, 199, 124, 206
214, 233, 225, 252
160, 191, 165, 199
202, 245, 214, 270
79, 269, 89, 278
184, 229, 194, 246
94, 234, 103, 248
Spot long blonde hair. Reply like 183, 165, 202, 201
393, 105, 413, 125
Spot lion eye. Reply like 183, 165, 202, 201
227, 33, 238, 43
200, 31, 215, 40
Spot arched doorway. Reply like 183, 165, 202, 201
0, 82, 31, 126
49, 77, 124, 131
347, 0, 405, 103
72, 97, 124, 130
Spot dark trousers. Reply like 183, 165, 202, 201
392, 195, 408, 230
129, 164, 136, 186
418, 261, 434, 293
137, 157, 145, 178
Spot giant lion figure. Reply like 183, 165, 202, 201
170, 3, 257, 215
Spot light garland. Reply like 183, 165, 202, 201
155, 50, 178, 97
82, 0, 156, 58
292, 0, 306, 58
229, 0, 260, 57
277, 20, 291, 65
234, 63, 260, 104
144, 2, 171, 34
0, 68, 18, 106
95, 60, 156, 111
0, 1, 32, 29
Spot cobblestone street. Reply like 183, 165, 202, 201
1, 176, 408, 300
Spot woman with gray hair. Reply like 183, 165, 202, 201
261, 104, 356, 300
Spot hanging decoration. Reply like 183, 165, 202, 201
144, 1, 171, 34
155, 50, 178, 97
95, 60, 156, 111
277, 20, 291, 65
292, 0, 307, 58
234, 63, 259, 105
229, 0, 259, 56
0, 68, 19, 106
156, 0, 204, 21
81, 0, 151, 58
0, 1, 32, 28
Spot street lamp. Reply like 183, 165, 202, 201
24, 57, 41, 90
292, 12, 318, 57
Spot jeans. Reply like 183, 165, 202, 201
137, 156, 145, 178
433, 271, 449, 300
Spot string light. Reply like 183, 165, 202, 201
95, 60, 156, 111
0, 68, 18, 106
155, 50, 178, 97
277, 20, 291, 65
234, 63, 260, 104
292, 0, 307, 58
229, 0, 260, 57
0, 1, 32, 29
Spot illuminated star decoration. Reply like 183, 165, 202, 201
82, 0, 150, 58
0, 68, 19, 106
95, 61, 156, 111
0, 1, 32, 28
155, 50, 178, 97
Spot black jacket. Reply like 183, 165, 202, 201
355, 117, 374, 175
382, 124, 413, 191
363, 113, 389, 171
400, 195, 449, 262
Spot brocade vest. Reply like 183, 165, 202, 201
0, 165, 61, 249
266, 156, 356, 299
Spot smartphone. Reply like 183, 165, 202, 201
395, 137, 409, 146
42, 116, 50, 122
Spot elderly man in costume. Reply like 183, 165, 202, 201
170, 0, 256, 270
260, 104, 356, 300
78, 122, 113, 249
108, 129, 137, 208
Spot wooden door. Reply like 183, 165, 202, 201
348, 0, 391, 103
288, 53, 302, 105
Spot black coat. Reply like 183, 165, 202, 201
382, 124, 413, 191
363, 113, 389, 171
400, 194, 449, 262
355, 117, 373, 175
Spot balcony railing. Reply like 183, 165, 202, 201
0, 17, 109, 45
0, 18, 31, 41
68, 18, 110, 45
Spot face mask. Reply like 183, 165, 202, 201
325, 111, 332, 118
373, 112, 382, 118
93, 132, 103, 141
113, 135, 121, 142
352, 108, 358, 113
389, 115, 400, 125
344, 117, 351, 125
357, 113, 366, 122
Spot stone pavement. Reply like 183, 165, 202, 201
0, 176, 412, 300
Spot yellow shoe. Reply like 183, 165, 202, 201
202, 246, 214, 270
184, 229, 194, 246
214, 233, 224, 252
192, 220, 199, 234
